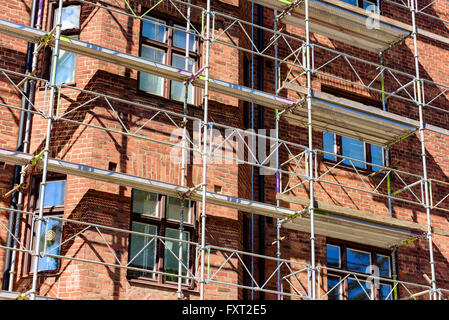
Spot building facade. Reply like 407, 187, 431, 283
0, 0, 448, 300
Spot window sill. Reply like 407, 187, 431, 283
137, 88, 202, 110
37, 82, 77, 90
127, 276, 198, 294
22, 268, 63, 279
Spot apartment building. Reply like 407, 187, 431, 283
0, 0, 448, 300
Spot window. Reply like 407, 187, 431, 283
128, 190, 196, 287
30, 178, 66, 272
340, 0, 380, 12
323, 132, 384, 171
139, 14, 200, 105
326, 243, 393, 300
47, 3, 81, 84
321, 87, 384, 171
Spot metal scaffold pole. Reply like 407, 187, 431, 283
29, 0, 63, 300
177, 0, 191, 300
7, 0, 43, 291
199, 0, 211, 300
409, 0, 437, 299
304, 0, 316, 300
274, 8, 282, 301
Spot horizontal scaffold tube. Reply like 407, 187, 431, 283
0, 148, 295, 219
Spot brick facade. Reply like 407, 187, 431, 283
0, 0, 448, 300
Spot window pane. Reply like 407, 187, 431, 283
327, 275, 342, 300
341, 0, 358, 6
348, 278, 372, 300
173, 26, 195, 51
132, 190, 157, 216
38, 216, 63, 271
323, 132, 336, 161
142, 17, 166, 42
129, 222, 157, 278
55, 5, 80, 30
371, 144, 383, 172
55, 48, 76, 84
377, 254, 391, 278
166, 196, 191, 222
346, 248, 371, 273
380, 284, 393, 300
342, 136, 366, 169
363, 0, 379, 13
171, 54, 194, 104
140, 45, 165, 95
326, 244, 340, 268
39, 180, 66, 208
164, 228, 190, 283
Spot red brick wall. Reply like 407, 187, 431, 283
0, 0, 32, 288
0, 0, 448, 300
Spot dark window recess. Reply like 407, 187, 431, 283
243, 56, 251, 129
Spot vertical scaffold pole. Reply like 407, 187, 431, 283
304, 0, 316, 300
199, 0, 211, 300
250, 0, 255, 300
30, 0, 63, 300
177, 0, 191, 300
380, 52, 398, 299
8, 0, 42, 291
410, 0, 437, 299
274, 8, 282, 301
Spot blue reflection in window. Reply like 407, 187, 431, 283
341, 0, 358, 5
363, 0, 379, 13
342, 136, 366, 169
55, 5, 80, 31
371, 144, 383, 172
346, 248, 371, 273
380, 284, 393, 300
326, 244, 340, 267
38, 216, 63, 271
40, 180, 66, 208
173, 26, 195, 52
323, 132, 336, 161
377, 254, 391, 278
327, 276, 342, 300
142, 18, 166, 42
348, 278, 372, 300
37, 180, 65, 208
55, 49, 76, 84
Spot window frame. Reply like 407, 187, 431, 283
326, 241, 394, 300
323, 132, 384, 172
127, 191, 198, 291
321, 86, 386, 172
137, 12, 202, 106
24, 175, 67, 275
44, 1, 81, 84
340, 0, 381, 12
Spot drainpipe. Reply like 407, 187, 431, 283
257, 4, 265, 300
8, 0, 44, 292
2, 0, 40, 291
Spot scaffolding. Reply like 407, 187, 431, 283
0, 0, 448, 300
